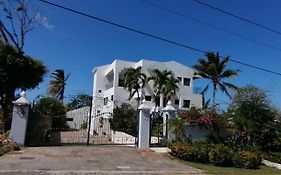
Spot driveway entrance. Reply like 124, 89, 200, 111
0, 146, 204, 174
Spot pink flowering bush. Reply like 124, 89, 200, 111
178, 107, 214, 129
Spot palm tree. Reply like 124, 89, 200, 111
162, 75, 179, 104
148, 69, 179, 107
168, 118, 188, 142
49, 69, 70, 101
123, 66, 146, 106
193, 52, 239, 109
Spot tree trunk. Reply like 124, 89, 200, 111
160, 94, 164, 108
212, 83, 216, 110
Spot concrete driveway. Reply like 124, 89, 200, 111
0, 145, 204, 175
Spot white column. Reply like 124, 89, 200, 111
163, 101, 176, 140
138, 100, 151, 148
9, 91, 30, 145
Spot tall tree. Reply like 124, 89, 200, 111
123, 66, 146, 106
193, 52, 239, 109
48, 69, 70, 102
66, 93, 92, 111
148, 69, 178, 107
0, 43, 47, 131
0, 0, 44, 53
162, 75, 179, 104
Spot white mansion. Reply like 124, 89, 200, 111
90, 59, 202, 135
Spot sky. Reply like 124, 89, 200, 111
2, 0, 281, 109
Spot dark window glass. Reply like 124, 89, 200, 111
183, 78, 190, 86
98, 90, 102, 93
67, 118, 73, 121
118, 78, 124, 87
145, 96, 152, 101
175, 99, 179, 105
104, 97, 108, 105
111, 95, 114, 101
183, 100, 190, 108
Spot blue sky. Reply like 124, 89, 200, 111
8, 0, 281, 109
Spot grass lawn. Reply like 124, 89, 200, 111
0, 146, 9, 156
185, 161, 281, 175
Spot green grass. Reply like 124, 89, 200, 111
185, 161, 281, 175
0, 147, 10, 156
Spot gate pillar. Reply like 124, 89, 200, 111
138, 100, 150, 148
9, 91, 30, 145
163, 101, 176, 140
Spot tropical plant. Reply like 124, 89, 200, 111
193, 52, 239, 109
0, 43, 47, 131
32, 97, 67, 128
148, 69, 179, 107
109, 103, 138, 137
123, 66, 146, 106
49, 69, 70, 102
228, 85, 280, 151
66, 93, 92, 111
168, 118, 189, 142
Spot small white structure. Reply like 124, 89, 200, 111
9, 91, 30, 145
90, 59, 202, 135
66, 106, 90, 129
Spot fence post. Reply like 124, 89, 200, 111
138, 100, 151, 148
163, 101, 176, 141
9, 91, 30, 145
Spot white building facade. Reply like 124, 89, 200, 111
90, 59, 202, 135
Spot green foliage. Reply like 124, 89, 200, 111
209, 144, 233, 167
263, 152, 281, 164
33, 97, 67, 128
80, 120, 88, 129
193, 51, 238, 108
66, 93, 92, 111
110, 103, 138, 137
168, 118, 189, 142
147, 69, 179, 106
233, 151, 261, 169
49, 69, 70, 101
178, 107, 214, 129
170, 141, 210, 163
0, 44, 47, 131
123, 66, 146, 105
228, 85, 280, 151
0, 146, 10, 156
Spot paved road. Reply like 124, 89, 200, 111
0, 145, 205, 175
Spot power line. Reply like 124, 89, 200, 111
140, 0, 281, 53
192, 0, 281, 36
37, 0, 281, 77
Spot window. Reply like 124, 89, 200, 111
111, 95, 114, 101
118, 78, 124, 87
98, 90, 102, 93
145, 96, 151, 101
104, 97, 108, 105
183, 100, 190, 108
67, 118, 73, 121
97, 110, 100, 114
183, 78, 190, 86
175, 99, 179, 105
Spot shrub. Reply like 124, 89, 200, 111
170, 141, 187, 159
209, 144, 233, 167
80, 120, 88, 129
233, 151, 261, 169
170, 141, 210, 163
263, 152, 281, 164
